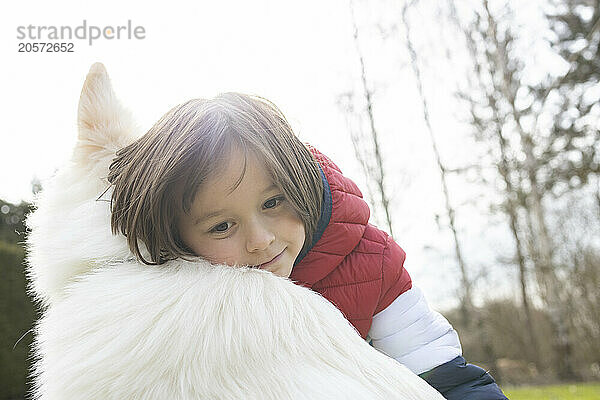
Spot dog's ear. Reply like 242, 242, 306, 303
25, 64, 140, 308
74, 63, 138, 167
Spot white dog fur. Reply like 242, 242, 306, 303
25, 63, 444, 399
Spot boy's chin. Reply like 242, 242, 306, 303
260, 264, 292, 278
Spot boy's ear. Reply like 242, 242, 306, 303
74, 62, 139, 166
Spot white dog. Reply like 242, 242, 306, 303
25, 63, 444, 400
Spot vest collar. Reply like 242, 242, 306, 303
294, 164, 332, 266
290, 153, 369, 287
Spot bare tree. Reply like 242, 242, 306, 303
401, 0, 474, 324
336, 91, 381, 224
447, 0, 541, 365
448, 0, 600, 378
343, 0, 396, 238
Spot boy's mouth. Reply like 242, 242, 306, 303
255, 248, 286, 269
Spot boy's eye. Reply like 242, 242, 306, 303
211, 222, 231, 233
264, 196, 284, 209
208, 197, 284, 234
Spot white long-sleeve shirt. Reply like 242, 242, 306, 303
367, 286, 462, 375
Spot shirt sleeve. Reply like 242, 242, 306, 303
367, 286, 462, 375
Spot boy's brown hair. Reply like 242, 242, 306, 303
107, 93, 323, 265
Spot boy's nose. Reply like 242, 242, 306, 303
246, 221, 275, 253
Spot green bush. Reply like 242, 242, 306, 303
0, 241, 36, 400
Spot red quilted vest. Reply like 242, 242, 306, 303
290, 146, 412, 338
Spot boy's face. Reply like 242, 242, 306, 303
177, 147, 305, 278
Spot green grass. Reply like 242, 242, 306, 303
503, 383, 600, 399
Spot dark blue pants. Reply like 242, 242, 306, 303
419, 356, 508, 399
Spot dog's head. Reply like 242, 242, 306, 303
26, 63, 141, 307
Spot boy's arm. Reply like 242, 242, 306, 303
373, 244, 508, 399
369, 286, 462, 375
369, 288, 508, 399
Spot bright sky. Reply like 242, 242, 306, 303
1, 0, 360, 201
0, 0, 558, 309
